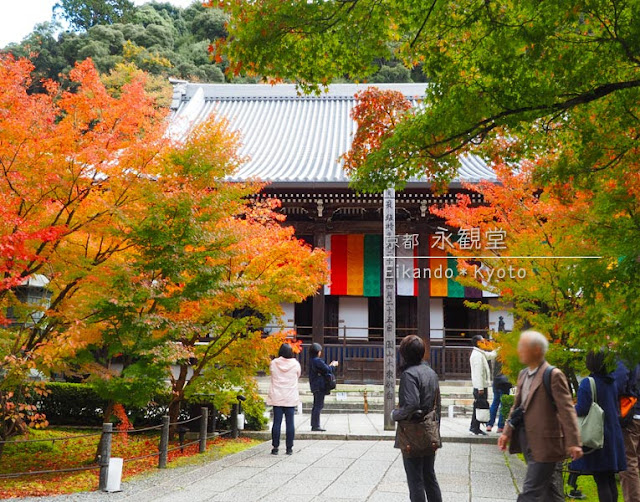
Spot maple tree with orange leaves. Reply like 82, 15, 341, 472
0, 55, 167, 450
0, 56, 328, 449
77, 117, 328, 430
431, 159, 621, 387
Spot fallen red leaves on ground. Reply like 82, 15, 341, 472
0, 429, 254, 498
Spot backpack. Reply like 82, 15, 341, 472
542, 365, 557, 409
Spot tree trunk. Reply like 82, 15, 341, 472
94, 401, 115, 463
0, 414, 27, 462
168, 365, 189, 438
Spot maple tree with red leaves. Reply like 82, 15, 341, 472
80, 118, 328, 429
0, 55, 166, 452
431, 158, 632, 385
0, 55, 328, 453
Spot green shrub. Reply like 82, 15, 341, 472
243, 396, 268, 431
36, 382, 254, 429
39, 382, 107, 426
501, 394, 515, 422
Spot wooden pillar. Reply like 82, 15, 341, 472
312, 229, 326, 345
417, 231, 431, 358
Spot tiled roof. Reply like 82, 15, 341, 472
167, 82, 496, 184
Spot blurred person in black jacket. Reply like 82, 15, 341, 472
392, 335, 442, 502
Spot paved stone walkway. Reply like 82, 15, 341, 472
244, 413, 499, 444
28, 440, 526, 502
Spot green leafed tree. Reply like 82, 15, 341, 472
4, 2, 228, 86
215, 0, 640, 361
54, 0, 136, 31
216, 0, 640, 189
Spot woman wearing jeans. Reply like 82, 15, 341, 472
486, 362, 512, 433
266, 343, 301, 455
392, 335, 442, 502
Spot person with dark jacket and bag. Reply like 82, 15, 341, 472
498, 330, 583, 502
570, 349, 626, 502
487, 360, 512, 433
615, 361, 640, 501
309, 343, 338, 432
392, 335, 442, 502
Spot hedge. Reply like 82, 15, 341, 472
500, 394, 515, 422
38, 382, 109, 426
37, 382, 266, 430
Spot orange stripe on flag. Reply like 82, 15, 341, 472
346, 234, 364, 296
429, 235, 448, 297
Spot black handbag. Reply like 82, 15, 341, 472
315, 362, 337, 394
396, 389, 442, 457
324, 370, 337, 392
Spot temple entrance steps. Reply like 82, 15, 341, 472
256, 377, 488, 418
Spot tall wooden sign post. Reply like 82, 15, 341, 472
383, 188, 396, 431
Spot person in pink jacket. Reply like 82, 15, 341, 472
267, 343, 301, 455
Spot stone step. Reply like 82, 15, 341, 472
295, 395, 475, 404
295, 386, 474, 397
298, 400, 475, 416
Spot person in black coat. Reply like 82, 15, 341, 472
570, 349, 627, 502
392, 335, 442, 502
309, 343, 338, 432
614, 361, 640, 501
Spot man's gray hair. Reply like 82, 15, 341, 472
519, 330, 549, 355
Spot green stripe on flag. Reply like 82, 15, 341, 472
447, 257, 465, 298
363, 234, 382, 296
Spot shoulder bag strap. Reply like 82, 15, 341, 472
543, 365, 557, 410
589, 377, 597, 404
433, 387, 441, 415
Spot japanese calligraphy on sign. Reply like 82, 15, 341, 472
431, 226, 508, 251
383, 188, 396, 431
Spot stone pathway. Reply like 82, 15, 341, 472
26, 440, 526, 502
244, 413, 499, 444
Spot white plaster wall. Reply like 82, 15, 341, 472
264, 302, 296, 334
339, 297, 369, 339
430, 298, 444, 339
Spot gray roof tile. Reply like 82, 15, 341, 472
167, 83, 496, 184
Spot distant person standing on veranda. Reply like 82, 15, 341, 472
392, 335, 443, 502
469, 334, 497, 435
266, 343, 301, 456
498, 330, 583, 502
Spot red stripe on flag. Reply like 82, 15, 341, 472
330, 235, 348, 295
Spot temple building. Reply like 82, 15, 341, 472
168, 82, 513, 381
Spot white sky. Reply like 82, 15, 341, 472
0, 0, 199, 48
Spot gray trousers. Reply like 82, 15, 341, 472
517, 428, 564, 502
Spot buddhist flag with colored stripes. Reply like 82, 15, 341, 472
327, 234, 381, 296
325, 234, 485, 298
429, 236, 482, 298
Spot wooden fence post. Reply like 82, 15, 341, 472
231, 403, 239, 439
199, 407, 208, 453
98, 423, 112, 491
158, 415, 169, 468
